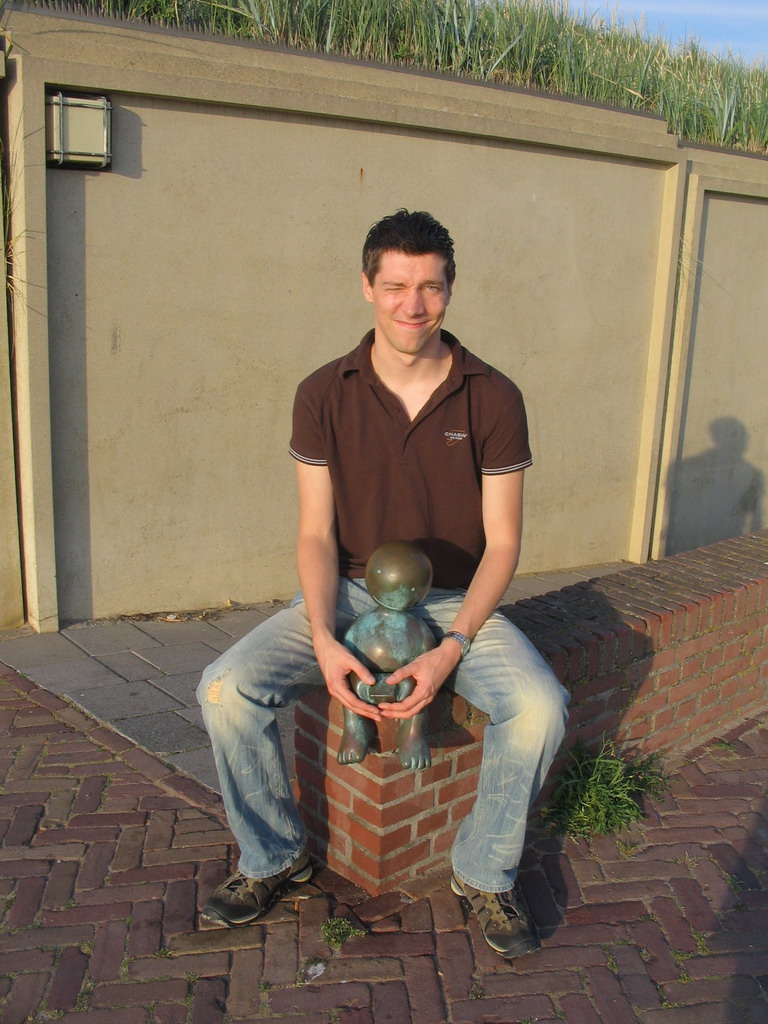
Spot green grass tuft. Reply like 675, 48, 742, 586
543, 738, 668, 837
320, 917, 366, 948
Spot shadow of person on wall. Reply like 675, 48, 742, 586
665, 417, 764, 556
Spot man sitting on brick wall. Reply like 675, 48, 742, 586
197, 209, 569, 959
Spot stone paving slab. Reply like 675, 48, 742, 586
0, 632, 88, 669
24, 656, 128, 693
62, 620, 164, 655
0, 663, 766, 1023
0, 605, 299, 798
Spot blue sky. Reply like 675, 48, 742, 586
575, 2, 768, 63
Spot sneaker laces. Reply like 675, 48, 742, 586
220, 872, 270, 906
468, 887, 523, 933
491, 889, 523, 930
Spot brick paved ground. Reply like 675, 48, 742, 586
1, 664, 766, 1024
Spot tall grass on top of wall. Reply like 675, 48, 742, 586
41, 0, 768, 154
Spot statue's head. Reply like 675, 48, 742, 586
365, 541, 433, 610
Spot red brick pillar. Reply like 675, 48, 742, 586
294, 689, 487, 895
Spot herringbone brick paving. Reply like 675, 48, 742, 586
1, 663, 766, 1023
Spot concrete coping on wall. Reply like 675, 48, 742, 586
504, 529, 768, 754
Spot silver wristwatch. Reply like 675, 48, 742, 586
443, 630, 471, 659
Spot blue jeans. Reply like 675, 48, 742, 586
197, 579, 569, 893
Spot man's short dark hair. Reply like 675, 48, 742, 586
362, 209, 456, 285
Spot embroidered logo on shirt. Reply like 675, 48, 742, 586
445, 430, 468, 447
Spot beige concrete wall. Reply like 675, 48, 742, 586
658, 180, 768, 556
3, 8, 768, 627
0, 180, 24, 627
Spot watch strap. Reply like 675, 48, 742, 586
443, 630, 471, 659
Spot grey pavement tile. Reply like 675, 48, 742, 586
150, 672, 202, 707
531, 571, 592, 589
62, 620, 162, 655
0, 632, 87, 670
111, 710, 209, 755
70, 679, 184, 721
136, 642, 219, 676
95, 651, 158, 681
130, 618, 232, 646
200, 633, 237, 655
253, 600, 291, 618
502, 577, 559, 600
570, 561, 635, 579
178, 706, 206, 730
20, 657, 126, 693
204, 607, 271, 638
167, 748, 220, 793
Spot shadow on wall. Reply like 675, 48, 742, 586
665, 416, 764, 556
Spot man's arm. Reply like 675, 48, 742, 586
380, 469, 524, 719
295, 461, 380, 721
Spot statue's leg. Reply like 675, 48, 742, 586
391, 679, 431, 770
396, 712, 431, 770
338, 707, 376, 765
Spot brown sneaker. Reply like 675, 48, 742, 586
203, 849, 313, 927
451, 873, 540, 958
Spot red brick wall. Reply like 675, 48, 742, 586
295, 689, 487, 894
296, 531, 768, 893
507, 531, 768, 770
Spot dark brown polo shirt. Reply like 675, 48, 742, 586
289, 330, 531, 589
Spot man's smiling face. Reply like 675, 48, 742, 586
362, 250, 452, 360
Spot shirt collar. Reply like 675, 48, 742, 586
337, 329, 491, 383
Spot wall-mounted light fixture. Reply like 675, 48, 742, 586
45, 91, 112, 169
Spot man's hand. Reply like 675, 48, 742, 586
314, 635, 382, 722
378, 641, 462, 720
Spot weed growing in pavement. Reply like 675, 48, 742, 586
724, 872, 745, 894
639, 947, 652, 962
691, 929, 711, 956
542, 739, 668, 837
31, 1005, 64, 1021
615, 838, 640, 859
604, 949, 619, 974
671, 949, 693, 982
320, 917, 366, 948
711, 739, 737, 756
153, 947, 174, 958
119, 955, 136, 977
74, 979, 95, 1011
469, 979, 485, 999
